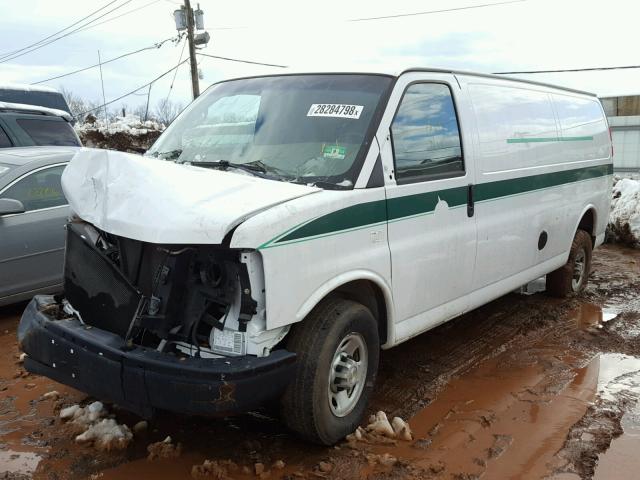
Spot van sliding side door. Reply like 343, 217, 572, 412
379, 73, 477, 335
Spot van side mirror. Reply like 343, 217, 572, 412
0, 198, 26, 215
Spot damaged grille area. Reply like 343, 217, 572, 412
63, 221, 257, 356
65, 223, 142, 337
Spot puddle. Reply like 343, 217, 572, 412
601, 309, 619, 323
594, 405, 640, 479
573, 303, 619, 330
596, 353, 640, 400
0, 449, 42, 474
0, 308, 81, 477
362, 347, 599, 479
359, 325, 640, 479
593, 353, 640, 479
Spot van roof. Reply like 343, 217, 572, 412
403, 67, 596, 96
0, 83, 60, 94
243, 65, 597, 97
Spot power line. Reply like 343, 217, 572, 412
31, 36, 178, 85
493, 64, 640, 75
74, 0, 165, 34
76, 58, 190, 118
197, 52, 287, 68
348, 0, 525, 22
165, 39, 188, 104
203, 0, 526, 30
0, 0, 119, 59
0, 0, 134, 64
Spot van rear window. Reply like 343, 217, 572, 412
0, 89, 70, 114
16, 118, 80, 147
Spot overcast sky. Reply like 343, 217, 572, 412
1, 0, 638, 114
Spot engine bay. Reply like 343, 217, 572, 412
62, 221, 266, 358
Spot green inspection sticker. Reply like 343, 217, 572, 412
322, 144, 346, 160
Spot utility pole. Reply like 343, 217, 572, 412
97, 50, 108, 124
184, 0, 200, 99
173, 2, 208, 100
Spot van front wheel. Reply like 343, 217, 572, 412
280, 297, 379, 445
546, 229, 592, 297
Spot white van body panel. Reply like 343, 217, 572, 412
231, 187, 393, 337
457, 75, 611, 293
234, 70, 611, 350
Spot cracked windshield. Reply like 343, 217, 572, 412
147, 74, 392, 188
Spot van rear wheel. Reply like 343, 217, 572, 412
280, 297, 379, 445
546, 229, 592, 297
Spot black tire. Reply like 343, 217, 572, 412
280, 297, 379, 445
546, 229, 593, 297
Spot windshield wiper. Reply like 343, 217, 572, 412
188, 160, 267, 176
309, 180, 352, 190
150, 149, 183, 160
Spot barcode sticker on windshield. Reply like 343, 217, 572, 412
307, 104, 363, 119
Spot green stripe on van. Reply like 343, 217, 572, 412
474, 163, 611, 202
261, 163, 612, 248
275, 200, 387, 244
507, 136, 593, 144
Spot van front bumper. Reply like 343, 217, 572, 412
18, 296, 296, 418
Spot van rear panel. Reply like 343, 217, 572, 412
457, 74, 611, 295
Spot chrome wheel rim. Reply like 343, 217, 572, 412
327, 333, 368, 417
572, 249, 587, 291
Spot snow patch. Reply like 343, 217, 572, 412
75, 114, 165, 137
60, 401, 132, 451
367, 411, 395, 437
609, 177, 640, 247
346, 411, 413, 444
75, 418, 133, 451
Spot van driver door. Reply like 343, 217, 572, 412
380, 72, 477, 340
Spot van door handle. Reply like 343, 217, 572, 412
467, 184, 474, 218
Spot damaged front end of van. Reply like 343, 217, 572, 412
17, 73, 393, 433
16, 148, 319, 417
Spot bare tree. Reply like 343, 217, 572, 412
59, 86, 88, 117
59, 86, 101, 121
132, 103, 150, 121
154, 98, 183, 126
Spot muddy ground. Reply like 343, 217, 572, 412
1, 244, 640, 480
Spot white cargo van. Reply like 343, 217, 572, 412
18, 68, 612, 445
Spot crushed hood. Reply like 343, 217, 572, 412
62, 149, 320, 244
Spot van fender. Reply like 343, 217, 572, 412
294, 270, 396, 348
573, 203, 598, 238
564, 204, 598, 261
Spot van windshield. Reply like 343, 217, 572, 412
147, 74, 392, 188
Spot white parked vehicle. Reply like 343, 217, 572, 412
18, 68, 612, 445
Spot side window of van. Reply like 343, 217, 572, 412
391, 83, 463, 183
